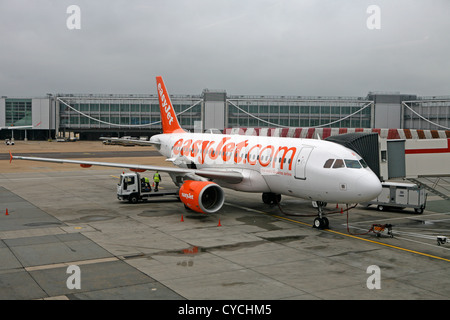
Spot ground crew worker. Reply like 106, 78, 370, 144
141, 176, 151, 192
144, 176, 151, 191
153, 171, 161, 192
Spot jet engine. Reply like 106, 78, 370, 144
179, 180, 225, 214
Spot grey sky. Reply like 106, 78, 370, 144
1, 0, 449, 97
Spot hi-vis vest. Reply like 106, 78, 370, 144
153, 173, 160, 182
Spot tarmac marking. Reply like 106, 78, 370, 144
326, 229, 450, 263
227, 203, 450, 263
348, 212, 450, 225
0, 227, 66, 240
25, 257, 119, 272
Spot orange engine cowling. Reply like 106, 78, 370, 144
179, 180, 225, 214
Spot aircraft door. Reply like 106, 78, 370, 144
294, 146, 314, 179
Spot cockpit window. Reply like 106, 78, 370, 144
344, 159, 362, 169
332, 159, 345, 168
323, 159, 334, 168
359, 159, 368, 168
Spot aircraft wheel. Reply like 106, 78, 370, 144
275, 194, 281, 204
313, 217, 329, 229
262, 193, 281, 205
262, 193, 271, 204
322, 217, 329, 229
313, 218, 323, 229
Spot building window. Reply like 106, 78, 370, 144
5, 99, 32, 126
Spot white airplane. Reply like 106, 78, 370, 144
11, 76, 382, 229
1, 122, 42, 141
1, 122, 41, 130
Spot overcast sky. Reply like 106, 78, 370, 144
1, 0, 449, 97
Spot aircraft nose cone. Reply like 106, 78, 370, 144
356, 172, 382, 202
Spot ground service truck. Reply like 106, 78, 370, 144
117, 172, 178, 203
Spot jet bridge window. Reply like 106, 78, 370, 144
344, 159, 362, 169
323, 159, 334, 168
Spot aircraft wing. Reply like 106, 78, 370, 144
1, 126, 33, 130
10, 154, 243, 184
1, 122, 41, 130
99, 137, 160, 146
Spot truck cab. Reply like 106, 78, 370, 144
117, 172, 151, 203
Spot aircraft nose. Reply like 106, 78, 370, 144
356, 172, 382, 202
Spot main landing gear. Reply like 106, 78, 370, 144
262, 192, 281, 205
313, 201, 329, 230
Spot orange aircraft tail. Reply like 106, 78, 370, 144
156, 76, 185, 134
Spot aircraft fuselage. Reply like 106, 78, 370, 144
153, 133, 382, 204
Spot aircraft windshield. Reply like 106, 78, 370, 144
332, 159, 345, 168
344, 159, 362, 169
324, 158, 367, 169
359, 159, 368, 168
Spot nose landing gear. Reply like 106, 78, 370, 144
313, 201, 329, 229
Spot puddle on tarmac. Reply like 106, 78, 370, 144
23, 222, 62, 227
147, 240, 268, 259
236, 215, 282, 231
138, 210, 179, 217
262, 235, 307, 242
65, 215, 116, 223
410, 219, 434, 225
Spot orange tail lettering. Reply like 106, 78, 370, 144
156, 76, 185, 134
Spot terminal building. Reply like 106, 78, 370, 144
1, 91, 449, 140
1, 89, 449, 198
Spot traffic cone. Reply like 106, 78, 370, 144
336, 203, 339, 209
180, 215, 184, 222
217, 219, 222, 227
5, 208, 9, 216
340, 208, 344, 214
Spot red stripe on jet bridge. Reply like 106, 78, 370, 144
431, 130, 440, 138
306, 128, 315, 138
322, 128, 331, 139
403, 129, 412, 139
387, 129, 400, 139
371, 128, 381, 136
405, 139, 450, 154
417, 130, 426, 139
293, 128, 302, 138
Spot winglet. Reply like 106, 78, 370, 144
156, 76, 185, 134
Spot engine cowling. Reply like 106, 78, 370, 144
179, 180, 225, 214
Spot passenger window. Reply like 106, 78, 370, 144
323, 159, 334, 168
332, 159, 345, 168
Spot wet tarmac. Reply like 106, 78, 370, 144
1, 168, 450, 300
